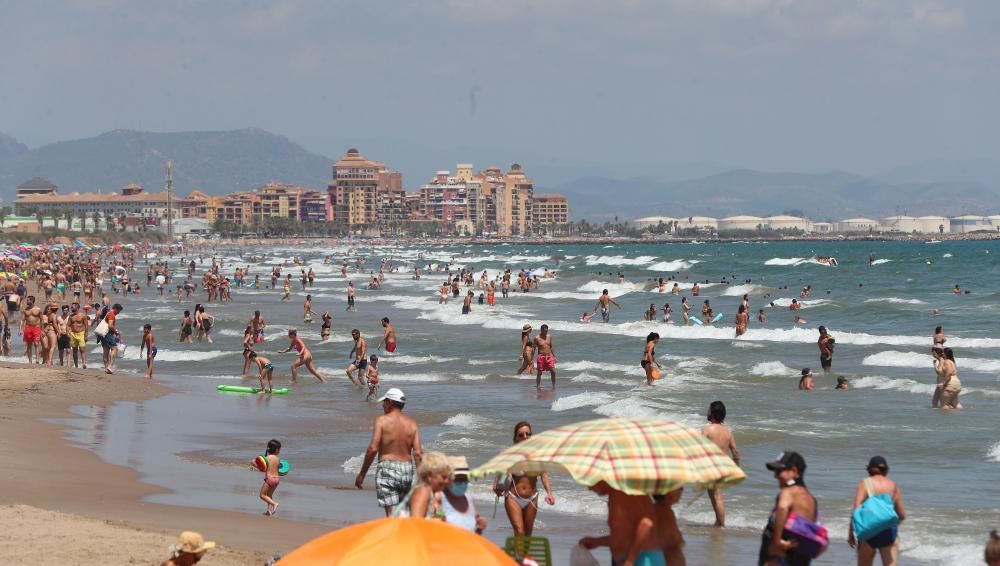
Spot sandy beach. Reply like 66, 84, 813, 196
0, 362, 333, 565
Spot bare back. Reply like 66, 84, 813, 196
374, 410, 420, 462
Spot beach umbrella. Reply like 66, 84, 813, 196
278, 517, 516, 566
472, 418, 745, 495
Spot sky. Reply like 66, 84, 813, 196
1, 0, 998, 185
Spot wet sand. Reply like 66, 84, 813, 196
0, 362, 333, 563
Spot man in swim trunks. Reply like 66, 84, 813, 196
818, 326, 833, 374
347, 328, 368, 385
355, 388, 422, 516
534, 324, 557, 389
593, 289, 622, 323
19, 295, 43, 364
346, 281, 356, 311
68, 302, 89, 368
56, 305, 71, 366
376, 317, 397, 353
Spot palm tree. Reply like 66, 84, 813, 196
63, 209, 75, 232
92, 212, 102, 232
0, 206, 9, 228
35, 210, 45, 232
78, 211, 87, 232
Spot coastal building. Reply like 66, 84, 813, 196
327, 148, 403, 232
14, 183, 173, 229
916, 216, 950, 234
632, 216, 677, 230
765, 215, 810, 232
836, 218, 880, 232
417, 171, 469, 227
988, 215, 1000, 231
529, 194, 569, 235
719, 215, 765, 231
675, 216, 718, 231
880, 215, 922, 233
809, 222, 834, 233
16, 177, 58, 199
950, 215, 992, 233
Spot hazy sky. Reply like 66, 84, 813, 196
2, 0, 998, 183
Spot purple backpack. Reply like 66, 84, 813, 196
784, 512, 829, 559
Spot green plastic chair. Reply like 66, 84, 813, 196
503, 536, 552, 566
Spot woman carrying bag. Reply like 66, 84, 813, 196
849, 456, 906, 566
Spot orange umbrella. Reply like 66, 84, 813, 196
279, 517, 517, 566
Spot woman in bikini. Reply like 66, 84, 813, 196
320, 311, 332, 341
735, 304, 749, 337
492, 422, 555, 536
932, 347, 962, 409
197, 305, 215, 343
279, 329, 325, 383
642, 332, 661, 386
517, 325, 535, 375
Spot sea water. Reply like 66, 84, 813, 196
50, 240, 1000, 564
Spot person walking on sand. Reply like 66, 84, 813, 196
493, 422, 555, 536
703, 401, 740, 527
248, 351, 275, 393
19, 295, 43, 364
279, 329, 325, 383
254, 439, 282, 516
376, 317, 397, 353
593, 289, 622, 323
68, 302, 89, 369
534, 324, 556, 389
848, 456, 906, 566
642, 332, 662, 386
818, 326, 833, 374
139, 323, 157, 379
99, 303, 123, 374
355, 388, 423, 516
347, 328, 368, 385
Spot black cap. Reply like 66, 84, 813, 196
766, 451, 807, 473
867, 456, 889, 472
801, 368, 812, 377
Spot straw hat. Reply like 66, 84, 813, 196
171, 531, 216, 555
522, 324, 532, 332
448, 455, 470, 475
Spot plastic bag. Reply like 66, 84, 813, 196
570, 544, 600, 566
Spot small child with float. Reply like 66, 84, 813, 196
251, 439, 290, 516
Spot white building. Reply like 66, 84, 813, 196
915, 216, 950, 234
880, 216, 923, 233
675, 216, 718, 231
633, 216, 677, 229
765, 215, 810, 231
718, 215, 765, 231
988, 215, 1000, 231
950, 215, 993, 233
809, 222, 834, 233
836, 218, 880, 232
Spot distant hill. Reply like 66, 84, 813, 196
0, 132, 27, 161
0, 128, 333, 200
547, 170, 1000, 221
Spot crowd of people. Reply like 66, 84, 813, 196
1, 244, 989, 565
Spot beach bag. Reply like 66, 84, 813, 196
783, 512, 829, 559
94, 318, 109, 338
852, 478, 899, 542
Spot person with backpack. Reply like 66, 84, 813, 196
849, 456, 906, 565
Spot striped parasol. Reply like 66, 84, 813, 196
472, 418, 745, 495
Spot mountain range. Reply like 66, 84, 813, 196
1, 128, 998, 221
0, 128, 332, 200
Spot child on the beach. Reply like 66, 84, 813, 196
139, 323, 156, 379
248, 351, 275, 393
662, 303, 672, 322
365, 354, 380, 401
253, 439, 281, 516
758, 309, 766, 323
580, 312, 591, 323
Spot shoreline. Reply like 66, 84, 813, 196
0, 362, 333, 563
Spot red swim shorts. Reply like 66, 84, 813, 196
537, 353, 556, 372
23, 325, 41, 344
386, 342, 396, 353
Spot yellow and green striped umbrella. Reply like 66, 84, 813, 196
472, 418, 745, 495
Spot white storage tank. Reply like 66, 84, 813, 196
675, 216, 718, 230
718, 215, 765, 231
766, 215, 810, 231
950, 215, 993, 233
836, 218, 880, 232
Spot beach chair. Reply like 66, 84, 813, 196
503, 536, 552, 566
